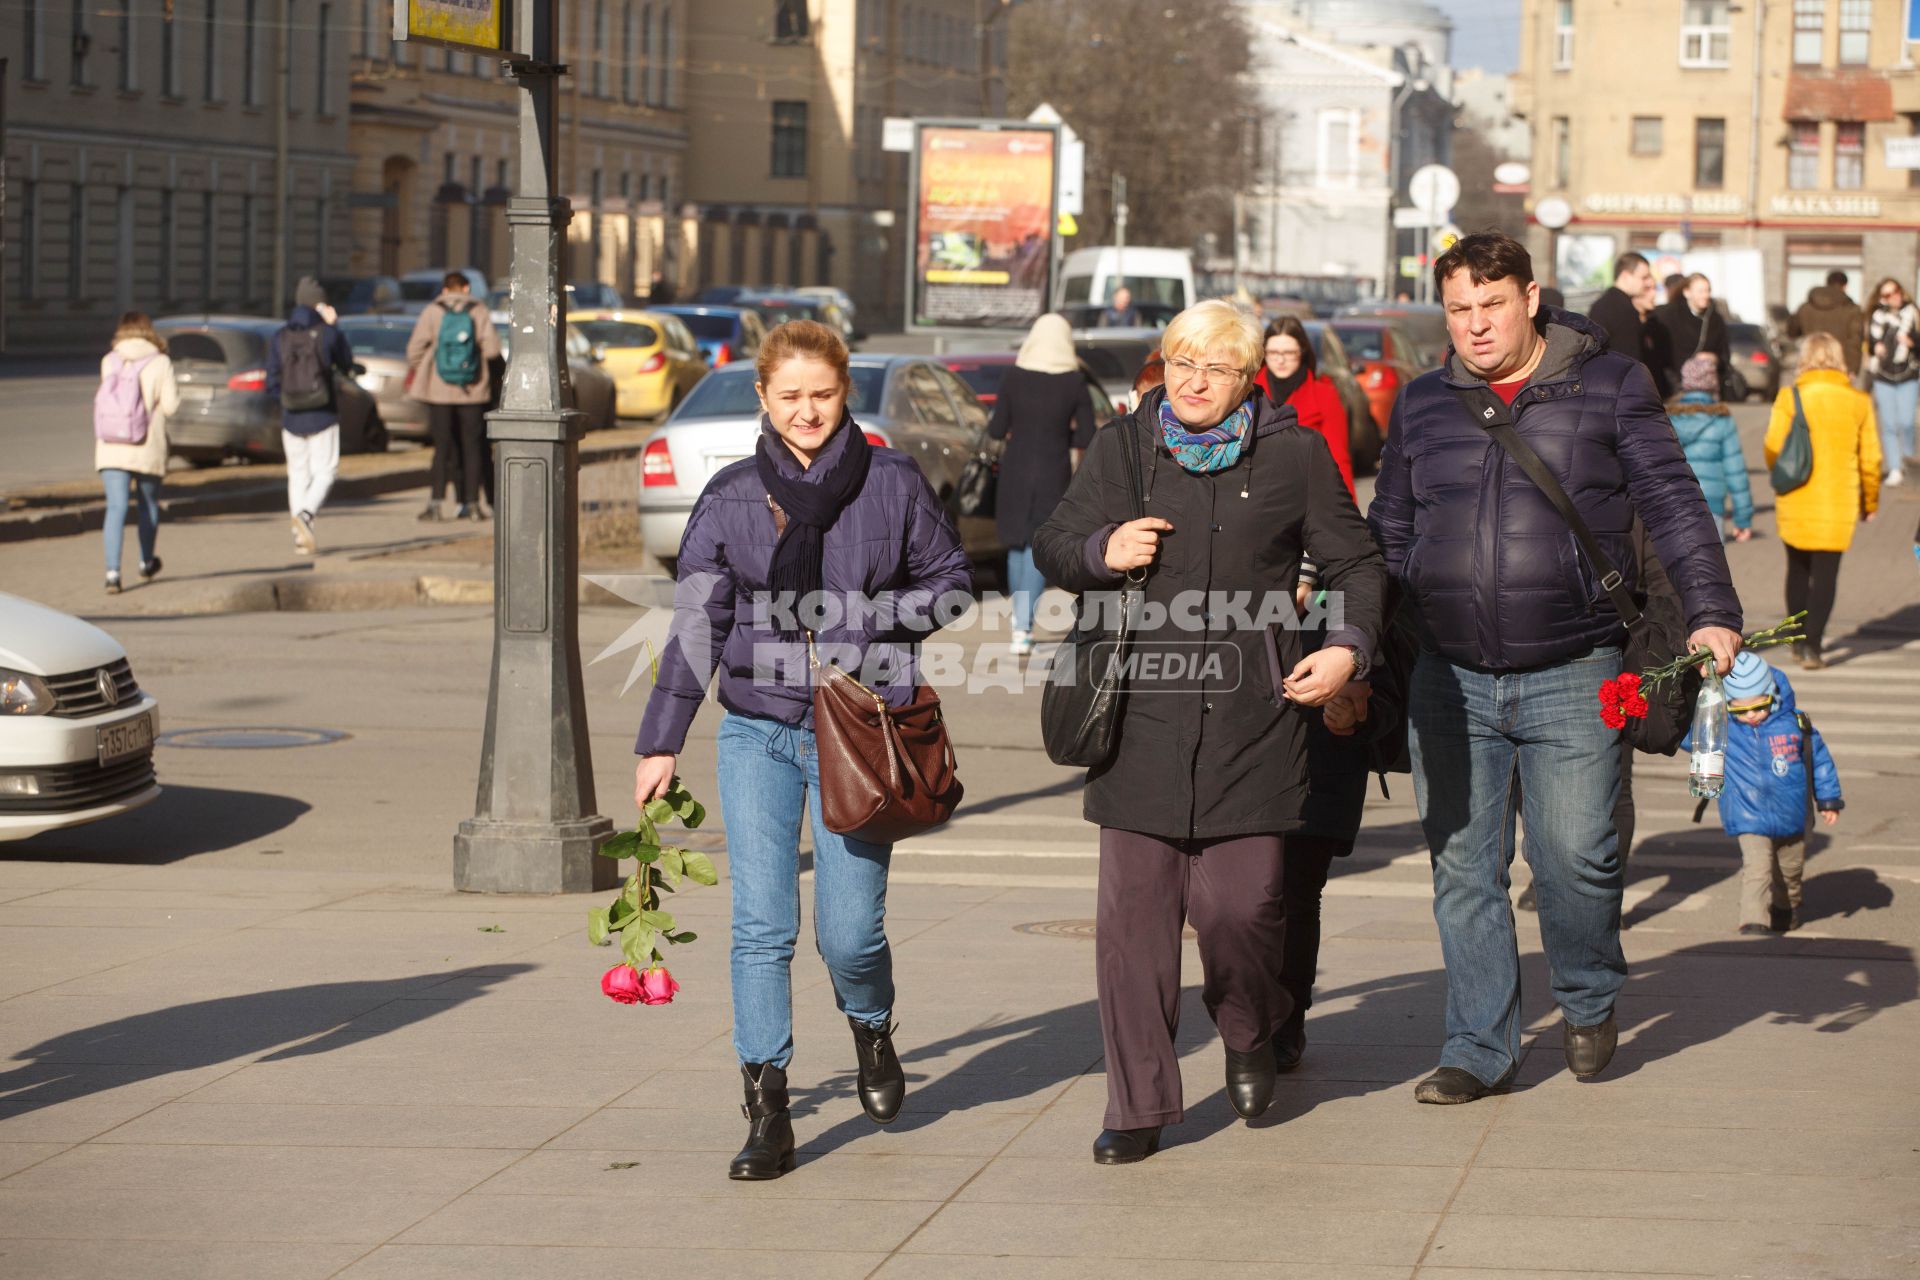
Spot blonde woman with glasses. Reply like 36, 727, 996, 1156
1033, 299, 1386, 1164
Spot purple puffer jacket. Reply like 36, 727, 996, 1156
634, 422, 973, 755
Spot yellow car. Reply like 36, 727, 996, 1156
571, 309, 709, 420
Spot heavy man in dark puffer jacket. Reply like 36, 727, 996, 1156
1367, 233, 1744, 1103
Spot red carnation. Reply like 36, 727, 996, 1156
1598, 679, 1622, 709
1600, 704, 1627, 730
1616, 672, 1642, 697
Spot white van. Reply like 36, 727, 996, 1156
1056, 247, 1194, 326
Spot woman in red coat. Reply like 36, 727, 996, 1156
1254, 316, 1353, 496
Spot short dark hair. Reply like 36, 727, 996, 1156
1663, 273, 1686, 295
1432, 231, 1534, 300
1613, 252, 1650, 280
443, 270, 471, 291
1261, 315, 1317, 379
1826, 270, 1849, 288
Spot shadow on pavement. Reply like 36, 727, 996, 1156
0, 966, 535, 1118
10, 784, 310, 864
1799, 866, 1897, 927
1828, 601, 1920, 664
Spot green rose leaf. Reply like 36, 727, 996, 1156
684, 801, 707, 829
682, 850, 719, 886
637, 814, 659, 847
621, 925, 656, 968
644, 797, 675, 826
634, 844, 661, 864
587, 908, 610, 946
657, 847, 684, 889
639, 909, 676, 933
598, 830, 642, 860
666, 930, 698, 944
609, 897, 636, 928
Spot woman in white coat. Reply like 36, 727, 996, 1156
94, 312, 181, 592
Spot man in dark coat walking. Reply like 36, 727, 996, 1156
1789, 271, 1867, 375
1586, 252, 1672, 398
1368, 233, 1743, 1104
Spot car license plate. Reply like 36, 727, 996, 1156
706, 454, 747, 475
96, 713, 155, 765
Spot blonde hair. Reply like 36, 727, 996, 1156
1160, 299, 1262, 376
1798, 332, 1848, 374
112, 310, 165, 352
755, 319, 850, 388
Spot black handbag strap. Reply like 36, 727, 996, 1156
1798, 710, 1816, 833
1113, 413, 1148, 585
1451, 384, 1644, 631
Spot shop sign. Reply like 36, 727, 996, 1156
1582, 193, 1744, 216
1769, 194, 1882, 218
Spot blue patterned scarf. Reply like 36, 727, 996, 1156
1158, 396, 1254, 474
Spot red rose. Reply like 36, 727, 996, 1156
601, 964, 644, 1004
636, 966, 679, 1006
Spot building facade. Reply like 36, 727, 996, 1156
345, 0, 694, 301
1237, 1, 1456, 302
1515, 0, 1920, 318
682, 0, 1008, 327
2, 0, 355, 351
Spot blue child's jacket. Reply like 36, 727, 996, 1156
1694, 664, 1843, 839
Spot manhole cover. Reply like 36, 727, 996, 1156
157, 727, 351, 750
1013, 919, 1196, 941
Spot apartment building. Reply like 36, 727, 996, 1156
1, 0, 356, 351
1516, 0, 1920, 314
683, 0, 1008, 327
345, 0, 693, 299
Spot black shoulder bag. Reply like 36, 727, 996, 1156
1040, 418, 1148, 768
1453, 384, 1700, 756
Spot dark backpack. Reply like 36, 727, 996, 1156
278, 327, 331, 412
434, 301, 482, 387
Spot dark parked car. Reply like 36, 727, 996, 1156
1302, 321, 1383, 475
651, 304, 769, 369
1334, 301, 1450, 368
1726, 322, 1782, 401
692, 285, 758, 306
317, 275, 404, 315
1070, 329, 1161, 415
156, 316, 385, 464
936, 352, 1116, 422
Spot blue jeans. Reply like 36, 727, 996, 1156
100, 469, 162, 576
714, 711, 895, 1068
1005, 544, 1045, 633
1871, 378, 1918, 470
1408, 647, 1629, 1086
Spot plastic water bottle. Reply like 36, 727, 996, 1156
1688, 665, 1729, 799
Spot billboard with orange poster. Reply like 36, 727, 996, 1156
910, 123, 1058, 329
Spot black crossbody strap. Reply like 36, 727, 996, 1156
1451, 384, 1643, 631
1798, 711, 1816, 833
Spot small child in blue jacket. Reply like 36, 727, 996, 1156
1668, 354, 1754, 542
1713, 651, 1842, 934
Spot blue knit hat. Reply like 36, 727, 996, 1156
1724, 651, 1776, 701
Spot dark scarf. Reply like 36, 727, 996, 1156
1263, 367, 1307, 408
755, 412, 872, 635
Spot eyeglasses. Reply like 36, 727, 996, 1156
1166, 357, 1245, 385
1729, 695, 1775, 715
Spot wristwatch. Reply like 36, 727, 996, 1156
1336, 644, 1371, 681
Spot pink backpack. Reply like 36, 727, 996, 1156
94, 353, 156, 445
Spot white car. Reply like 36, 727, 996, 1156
0, 592, 160, 841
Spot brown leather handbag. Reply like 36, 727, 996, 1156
767, 495, 963, 843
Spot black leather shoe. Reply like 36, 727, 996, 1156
1564, 1012, 1618, 1078
849, 1016, 905, 1124
1740, 922, 1773, 936
1414, 1066, 1499, 1105
728, 1062, 796, 1181
1092, 1126, 1161, 1165
138, 556, 162, 581
1274, 1019, 1306, 1073
1224, 1040, 1277, 1119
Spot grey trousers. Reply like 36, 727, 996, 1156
1737, 833, 1806, 926
1096, 828, 1291, 1129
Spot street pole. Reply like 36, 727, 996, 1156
1744, 0, 1766, 249
455, 0, 615, 894
1111, 172, 1126, 296
272, 0, 289, 310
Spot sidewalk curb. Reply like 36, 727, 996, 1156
0, 435, 650, 545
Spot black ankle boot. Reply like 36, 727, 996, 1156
1224, 1040, 1278, 1119
728, 1062, 795, 1181
1092, 1126, 1162, 1165
849, 1016, 905, 1124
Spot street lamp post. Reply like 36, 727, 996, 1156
454, 0, 615, 894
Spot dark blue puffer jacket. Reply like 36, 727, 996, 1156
635, 420, 974, 755
1367, 308, 1742, 670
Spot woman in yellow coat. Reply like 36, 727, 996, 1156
1765, 332, 1881, 668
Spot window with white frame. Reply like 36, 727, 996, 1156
1680, 0, 1731, 68
1553, 0, 1573, 69
1838, 0, 1870, 66
1834, 121, 1864, 190
1631, 116, 1663, 156
1788, 120, 1820, 189
1317, 110, 1358, 189
1792, 0, 1823, 66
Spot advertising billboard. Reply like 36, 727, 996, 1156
396, 0, 519, 56
911, 123, 1058, 329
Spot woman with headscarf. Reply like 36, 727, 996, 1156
1254, 316, 1353, 496
633, 320, 973, 1180
988, 313, 1097, 655
1034, 300, 1386, 1164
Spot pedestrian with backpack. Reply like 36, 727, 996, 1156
406, 271, 501, 521
94, 311, 181, 593
266, 278, 356, 555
